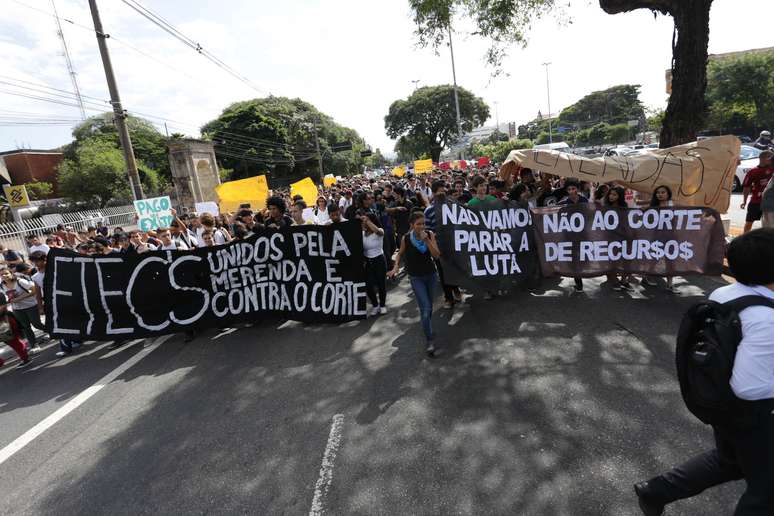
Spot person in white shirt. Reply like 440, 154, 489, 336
338, 190, 353, 212
635, 228, 774, 515
196, 213, 228, 247
313, 196, 331, 225
27, 235, 50, 256
361, 213, 387, 316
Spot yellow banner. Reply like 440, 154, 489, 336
323, 174, 336, 188
3, 185, 30, 208
414, 159, 433, 174
499, 135, 740, 213
215, 175, 269, 213
391, 166, 406, 177
290, 177, 319, 206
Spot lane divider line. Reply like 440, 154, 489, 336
0, 335, 172, 467
309, 413, 345, 516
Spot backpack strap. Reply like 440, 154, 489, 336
724, 295, 774, 312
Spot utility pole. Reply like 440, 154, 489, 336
542, 62, 553, 144
448, 26, 463, 156
52, 0, 86, 120
88, 0, 144, 201
312, 117, 324, 180
494, 101, 500, 138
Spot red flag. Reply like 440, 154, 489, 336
477, 157, 490, 168
439, 161, 451, 170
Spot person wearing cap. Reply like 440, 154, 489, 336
0, 245, 23, 267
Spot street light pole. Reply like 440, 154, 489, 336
312, 117, 324, 180
411, 79, 420, 91
448, 26, 463, 154
542, 62, 553, 144
88, 0, 144, 201
494, 101, 500, 138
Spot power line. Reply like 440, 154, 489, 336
119, 0, 269, 95
51, 0, 86, 119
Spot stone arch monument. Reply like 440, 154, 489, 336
167, 139, 221, 209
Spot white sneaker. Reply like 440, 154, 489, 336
28, 346, 42, 355
55, 351, 67, 357
370, 307, 380, 316
379, 307, 387, 315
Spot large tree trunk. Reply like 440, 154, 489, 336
599, 0, 713, 148
659, 0, 712, 147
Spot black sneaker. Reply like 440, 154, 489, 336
425, 343, 436, 358
17, 358, 33, 368
634, 482, 665, 516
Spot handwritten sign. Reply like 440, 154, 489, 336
134, 196, 173, 231
499, 136, 741, 213
195, 201, 219, 216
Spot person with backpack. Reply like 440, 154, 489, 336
0, 267, 43, 354
634, 228, 774, 515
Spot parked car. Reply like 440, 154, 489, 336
604, 147, 634, 157
734, 145, 763, 192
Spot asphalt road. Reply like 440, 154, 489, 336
0, 274, 744, 515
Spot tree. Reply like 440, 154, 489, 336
558, 85, 644, 126
471, 138, 533, 162
66, 113, 172, 182
25, 181, 53, 200
409, 0, 716, 147
705, 49, 774, 135
202, 97, 369, 181
58, 138, 157, 207
385, 85, 490, 162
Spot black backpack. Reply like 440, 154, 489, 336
676, 296, 774, 426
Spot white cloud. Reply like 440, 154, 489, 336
1, 0, 772, 155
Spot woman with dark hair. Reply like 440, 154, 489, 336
388, 211, 442, 357
508, 183, 529, 203
313, 196, 330, 225
265, 196, 293, 229
594, 184, 611, 206
650, 185, 673, 207
646, 185, 677, 292
362, 213, 388, 315
604, 186, 633, 290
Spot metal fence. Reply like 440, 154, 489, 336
0, 205, 135, 258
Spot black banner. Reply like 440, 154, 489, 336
44, 222, 368, 340
532, 205, 726, 277
434, 199, 537, 290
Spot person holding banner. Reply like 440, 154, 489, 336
558, 181, 589, 293
425, 180, 461, 308
646, 185, 677, 293
362, 213, 388, 316
388, 212, 442, 357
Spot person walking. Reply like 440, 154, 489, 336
762, 174, 774, 229
634, 228, 774, 515
362, 213, 388, 316
740, 150, 773, 233
1, 267, 43, 354
425, 180, 461, 308
388, 211, 441, 357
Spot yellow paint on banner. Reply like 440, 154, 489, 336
391, 166, 406, 177
290, 177, 319, 206
414, 159, 433, 174
215, 175, 269, 213
3, 185, 29, 208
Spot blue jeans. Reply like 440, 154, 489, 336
409, 273, 436, 342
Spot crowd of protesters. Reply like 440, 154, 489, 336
0, 160, 738, 365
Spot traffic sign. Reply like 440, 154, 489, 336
3, 185, 30, 208
360, 150, 372, 157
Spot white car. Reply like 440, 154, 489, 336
735, 145, 762, 192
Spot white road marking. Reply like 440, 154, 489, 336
99, 339, 143, 360
0, 335, 172, 467
309, 414, 345, 516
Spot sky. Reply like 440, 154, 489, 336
1, 0, 772, 158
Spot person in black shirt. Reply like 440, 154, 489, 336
388, 211, 442, 357
265, 196, 294, 229
387, 187, 413, 245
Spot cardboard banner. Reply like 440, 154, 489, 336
499, 136, 740, 213
216, 175, 269, 213
44, 222, 368, 340
414, 159, 433, 174
134, 196, 173, 231
290, 177, 319, 206
532, 205, 726, 277
434, 200, 537, 290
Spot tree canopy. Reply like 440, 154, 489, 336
558, 85, 644, 126
705, 49, 774, 135
58, 138, 160, 207
201, 97, 368, 182
385, 85, 490, 162
410, 0, 716, 147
